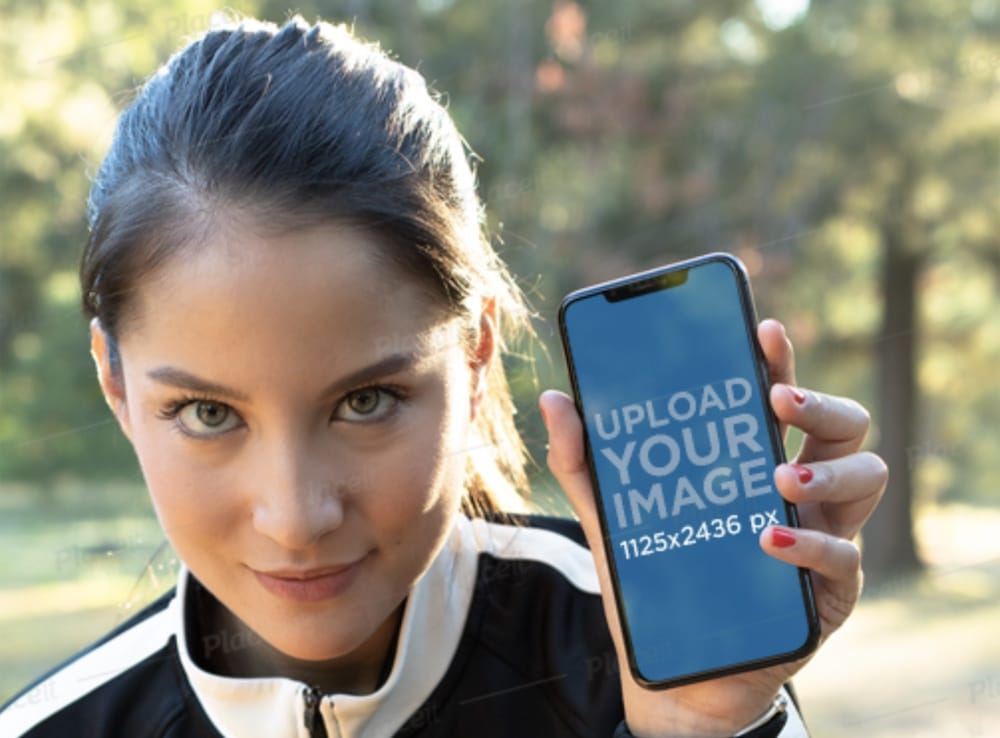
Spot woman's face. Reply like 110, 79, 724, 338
92, 219, 491, 664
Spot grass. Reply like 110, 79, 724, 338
0, 482, 173, 702
2, 484, 999, 737
795, 503, 1000, 737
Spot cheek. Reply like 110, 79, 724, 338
127, 421, 243, 547
364, 376, 470, 549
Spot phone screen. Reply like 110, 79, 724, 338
560, 254, 817, 686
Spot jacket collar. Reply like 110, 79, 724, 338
173, 514, 480, 738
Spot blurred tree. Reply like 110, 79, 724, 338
0, 0, 265, 480
503, 0, 1000, 581
778, 2, 1000, 580
2, 0, 999, 588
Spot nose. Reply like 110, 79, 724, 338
251, 433, 346, 550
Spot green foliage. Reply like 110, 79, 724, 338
0, 275, 139, 481
1, 0, 998, 517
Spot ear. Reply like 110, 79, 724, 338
468, 296, 497, 422
89, 318, 133, 442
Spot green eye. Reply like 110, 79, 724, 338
347, 389, 380, 415
176, 400, 241, 436
336, 386, 403, 423
195, 401, 229, 427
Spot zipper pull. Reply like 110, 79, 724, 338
303, 686, 329, 738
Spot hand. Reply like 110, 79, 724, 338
538, 318, 888, 738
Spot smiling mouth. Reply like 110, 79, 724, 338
251, 556, 368, 602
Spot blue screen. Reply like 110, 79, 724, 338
562, 257, 813, 684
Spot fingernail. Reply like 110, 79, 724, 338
771, 527, 797, 548
792, 464, 813, 484
790, 386, 807, 405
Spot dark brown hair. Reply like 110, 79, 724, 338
80, 16, 534, 516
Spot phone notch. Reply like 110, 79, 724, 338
604, 268, 689, 302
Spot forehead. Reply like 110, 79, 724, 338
120, 220, 457, 382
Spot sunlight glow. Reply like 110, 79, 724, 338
756, 0, 811, 30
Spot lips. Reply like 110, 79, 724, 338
252, 556, 367, 602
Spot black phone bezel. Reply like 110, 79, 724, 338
557, 251, 821, 689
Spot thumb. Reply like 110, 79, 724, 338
539, 389, 633, 677
538, 389, 602, 535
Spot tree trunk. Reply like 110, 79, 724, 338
505, 0, 533, 175
863, 224, 924, 584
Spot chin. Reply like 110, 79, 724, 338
269, 636, 359, 662
259, 599, 398, 661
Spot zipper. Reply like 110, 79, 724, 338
303, 686, 330, 738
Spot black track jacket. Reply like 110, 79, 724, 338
0, 515, 810, 737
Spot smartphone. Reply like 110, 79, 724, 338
558, 252, 819, 688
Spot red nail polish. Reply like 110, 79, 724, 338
793, 464, 813, 484
771, 528, 797, 548
790, 387, 807, 405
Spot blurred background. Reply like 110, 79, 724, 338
1, 1, 998, 735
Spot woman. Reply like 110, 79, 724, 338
0, 15, 887, 738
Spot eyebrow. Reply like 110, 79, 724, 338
146, 352, 419, 403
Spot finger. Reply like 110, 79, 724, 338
760, 526, 863, 633
757, 319, 796, 389
770, 384, 872, 462
774, 452, 889, 539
